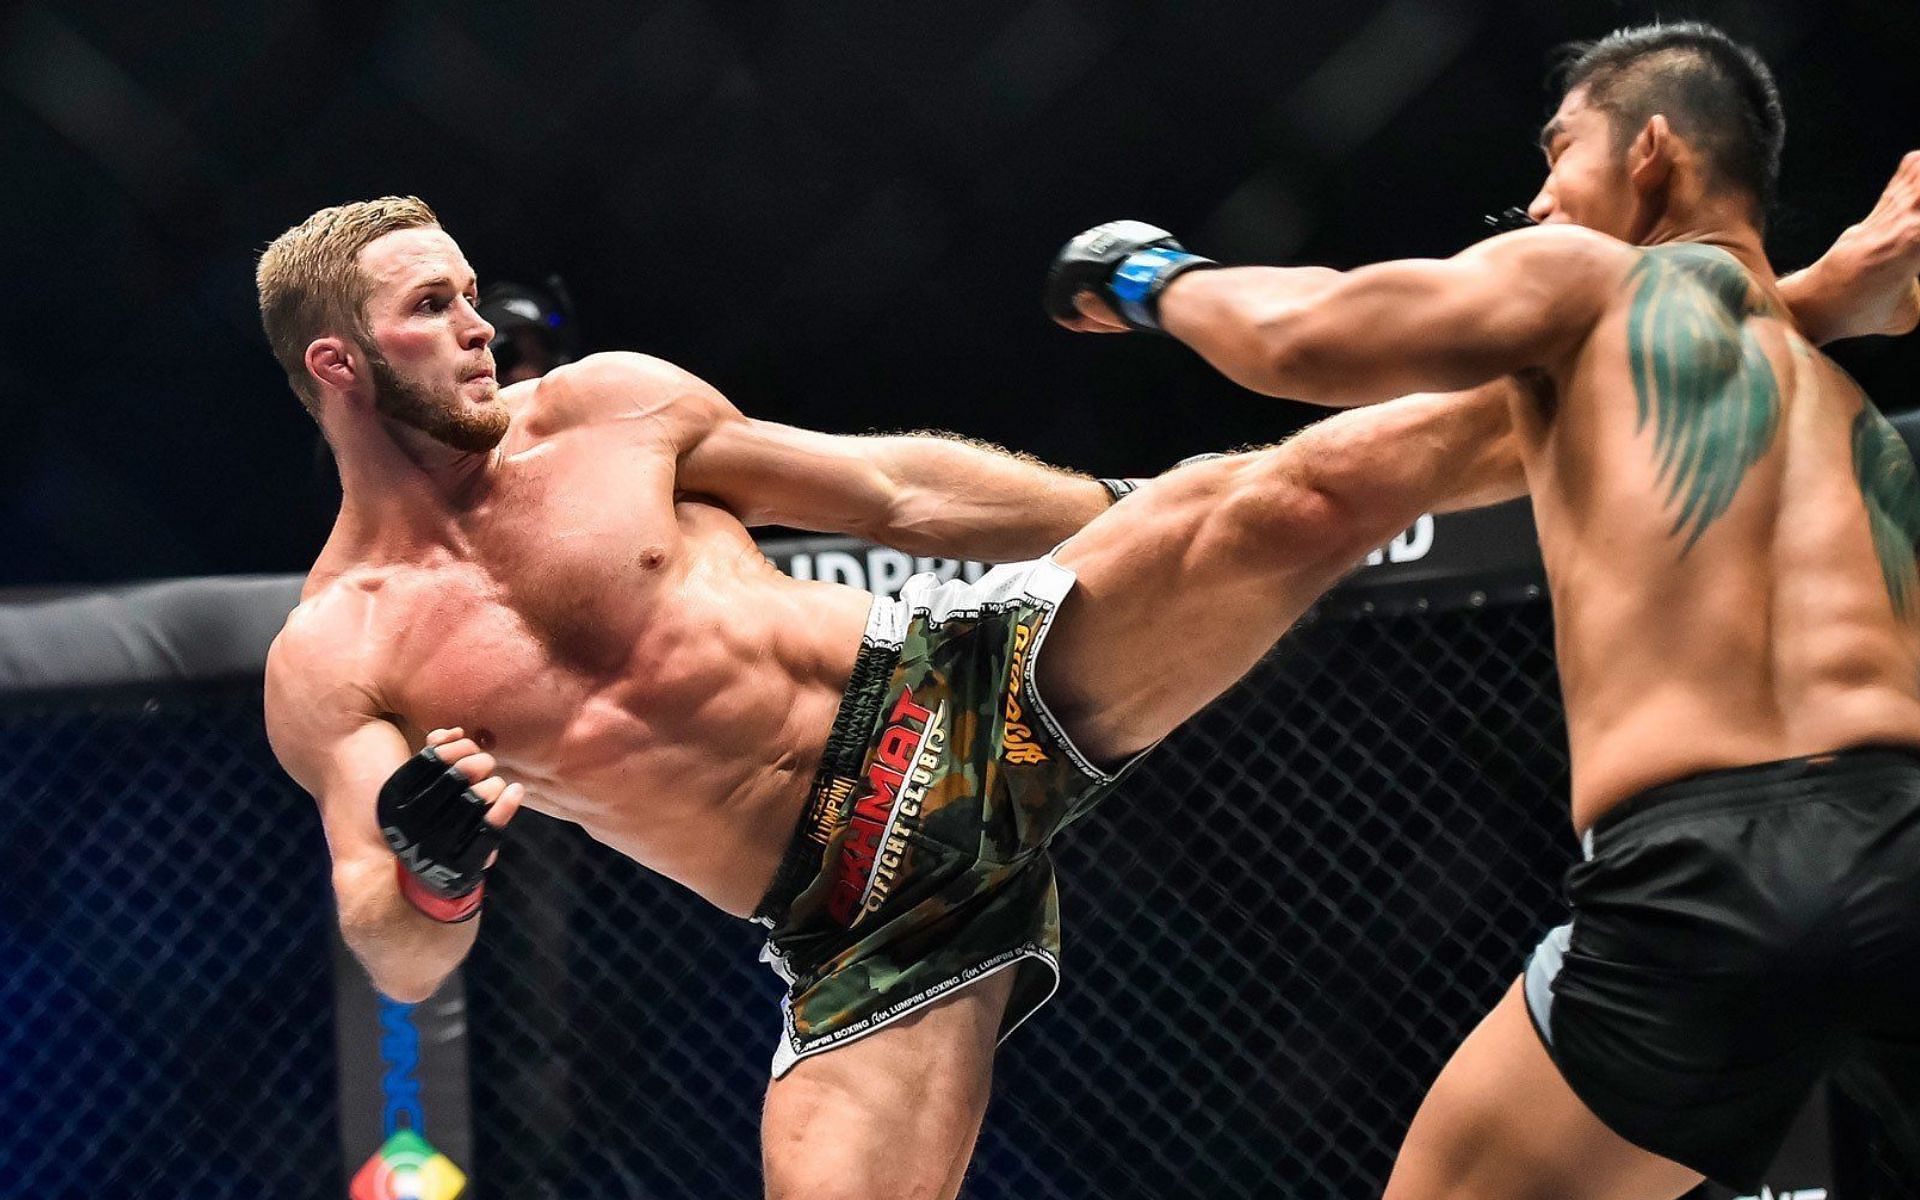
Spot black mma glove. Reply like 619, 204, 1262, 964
1045, 220, 1220, 334
377, 745, 501, 923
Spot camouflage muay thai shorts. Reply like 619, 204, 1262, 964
752, 556, 1151, 1077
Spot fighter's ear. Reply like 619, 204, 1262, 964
304, 336, 359, 394
1627, 113, 1677, 197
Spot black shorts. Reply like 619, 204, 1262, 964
1523, 746, 1920, 1189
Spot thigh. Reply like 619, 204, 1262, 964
1041, 448, 1369, 765
762, 966, 1016, 1200
1040, 391, 1510, 765
1384, 980, 1702, 1200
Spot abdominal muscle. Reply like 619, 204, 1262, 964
386, 508, 876, 918
543, 593, 872, 916
496, 699, 843, 918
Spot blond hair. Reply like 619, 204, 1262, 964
256, 196, 441, 416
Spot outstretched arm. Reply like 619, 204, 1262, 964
682, 417, 1111, 562
1113, 226, 1627, 408
1054, 153, 1920, 403
564, 352, 1113, 562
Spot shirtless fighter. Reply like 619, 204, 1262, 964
256, 196, 1523, 1198
1050, 22, 1920, 1199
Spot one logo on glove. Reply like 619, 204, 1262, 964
386, 842, 471, 895
377, 746, 500, 901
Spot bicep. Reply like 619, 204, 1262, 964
560, 351, 901, 534
678, 412, 897, 533
1280, 231, 1623, 404
264, 651, 408, 877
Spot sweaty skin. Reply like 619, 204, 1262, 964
1119, 133, 1920, 834
269, 351, 1108, 925
272, 163, 1911, 1194
263, 221, 1126, 1014
265, 220, 1545, 1200
1509, 240, 1920, 830
277, 392, 870, 918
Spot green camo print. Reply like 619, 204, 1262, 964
765, 596, 1130, 1058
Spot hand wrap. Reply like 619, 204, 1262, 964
1045, 220, 1219, 333
376, 746, 500, 923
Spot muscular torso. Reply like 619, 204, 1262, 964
1512, 243, 1920, 831
283, 374, 874, 915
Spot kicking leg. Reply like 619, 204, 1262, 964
761, 967, 1015, 1200
1382, 980, 1702, 1200
1042, 385, 1520, 763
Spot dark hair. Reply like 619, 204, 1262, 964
1556, 22, 1784, 218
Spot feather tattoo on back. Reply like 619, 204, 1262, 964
1624, 244, 1783, 553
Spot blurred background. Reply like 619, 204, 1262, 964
0, 0, 1915, 586
4, 5, 1919, 1198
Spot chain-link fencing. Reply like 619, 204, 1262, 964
0, 688, 340, 1198
1, 594, 1911, 1198
460, 597, 1574, 1199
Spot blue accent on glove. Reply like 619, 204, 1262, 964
1110, 248, 1208, 331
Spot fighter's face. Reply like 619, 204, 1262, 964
355, 227, 507, 453
1526, 86, 1640, 240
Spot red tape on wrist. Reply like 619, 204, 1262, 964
395, 859, 484, 923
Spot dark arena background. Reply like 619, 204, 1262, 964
2, 2, 1918, 1198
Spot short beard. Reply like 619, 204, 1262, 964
368, 348, 508, 454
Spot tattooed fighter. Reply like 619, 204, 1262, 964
1051, 22, 1920, 1200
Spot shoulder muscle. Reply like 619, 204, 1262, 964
521, 352, 738, 445
1462, 224, 1633, 338
1615, 243, 1792, 551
